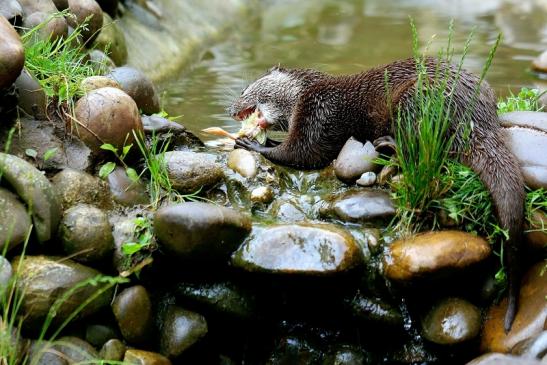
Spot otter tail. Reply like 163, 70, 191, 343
464, 131, 525, 332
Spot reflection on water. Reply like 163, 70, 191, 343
159, 0, 547, 139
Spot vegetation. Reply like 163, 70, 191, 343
497, 87, 545, 114
98, 139, 139, 183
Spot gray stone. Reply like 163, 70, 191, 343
228, 149, 258, 178
163, 151, 223, 194
53, 336, 99, 362
94, 13, 127, 66
85, 324, 118, 348
160, 306, 208, 358
52, 169, 112, 210
107, 166, 149, 206
112, 285, 152, 344
348, 291, 403, 327
15, 68, 47, 120
334, 138, 378, 183
324, 189, 395, 222
232, 223, 364, 275
268, 200, 306, 222
0, 0, 23, 21
0, 187, 32, 252
141, 114, 203, 149
356, 171, 376, 186
106, 66, 159, 114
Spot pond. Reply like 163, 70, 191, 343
159, 0, 547, 140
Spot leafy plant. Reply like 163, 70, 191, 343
497, 87, 545, 114
98, 137, 139, 182
122, 216, 154, 256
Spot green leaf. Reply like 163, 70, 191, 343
126, 167, 139, 182
122, 144, 133, 157
43, 147, 58, 161
99, 162, 116, 179
25, 148, 38, 158
122, 242, 143, 256
100, 144, 117, 153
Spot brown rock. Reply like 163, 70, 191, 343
0, 16, 24, 89
481, 261, 547, 353
123, 350, 171, 365
383, 231, 491, 282
532, 50, 547, 73
67, 0, 103, 44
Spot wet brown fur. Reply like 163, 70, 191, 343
231, 58, 525, 331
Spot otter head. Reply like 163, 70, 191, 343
228, 66, 305, 131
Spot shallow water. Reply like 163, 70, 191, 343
159, 0, 547, 140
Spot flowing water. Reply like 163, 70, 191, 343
159, 0, 547, 140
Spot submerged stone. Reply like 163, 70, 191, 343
159, 306, 208, 358
232, 223, 363, 275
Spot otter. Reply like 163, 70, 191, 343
228, 57, 525, 332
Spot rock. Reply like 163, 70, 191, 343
228, 149, 258, 178
324, 345, 369, 365
52, 0, 68, 10
154, 202, 251, 260
111, 215, 154, 273
14, 68, 47, 120
356, 171, 376, 187
175, 281, 256, 319
500, 118, 547, 189
163, 151, 223, 194
383, 230, 491, 282
526, 211, 547, 252
85, 324, 118, 347
123, 350, 172, 365
87, 49, 116, 72
141, 114, 203, 149
0, 187, 32, 252
53, 336, 99, 361
421, 297, 481, 345
323, 189, 395, 222
378, 164, 398, 185
99, 338, 126, 361
0, 0, 23, 22
21, 10, 67, 42
0, 256, 12, 291
347, 291, 403, 327
106, 66, 159, 114
80, 75, 120, 92
59, 204, 114, 263
28, 341, 69, 365
250, 186, 274, 204
13, 256, 113, 328
93, 13, 127, 66
160, 306, 208, 358
67, 0, 103, 43
107, 166, 149, 206
532, 50, 547, 73
466, 353, 542, 365
268, 200, 306, 222
511, 331, 547, 359
52, 169, 112, 210
500, 112, 547, 133
481, 261, 547, 353
0, 153, 60, 242
95, 0, 117, 17
334, 138, 379, 183
232, 223, 363, 275
73, 87, 143, 154
0, 16, 24, 89
112, 285, 152, 344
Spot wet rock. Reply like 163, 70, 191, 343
53, 336, 99, 361
107, 166, 149, 206
421, 297, 481, 345
511, 331, 547, 359
323, 189, 395, 222
52, 169, 112, 210
466, 353, 542, 365
0, 153, 60, 242
175, 281, 256, 319
21, 10, 67, 42
0, 0, 23, 22
383, 230, 491, 282
13, 256, 112, 328
85, 324, 118, 347
154, 202, 251, 260
14, 68, 47, 120
0, 256, 12, 291
364, 228, 381, 254
0, 187, 32, 252
268, 336, 323, 365
356, 171, 376, 187
334, 138, 379, 183
80, 75, 120, 92
532, 50, 547, 73
250, 186, 274, 204
99, 338, 125, 361
59, 204, 114, 263
160, 306, 208, 358
347, 291, 403, 327
228, 149, 258, 178
141, 114, 204, 149
0, 16, 24, 89
163, 151, 223, 194
73, 87, 143, 154
500, 117, 547, 189
268, 200, 306, 222
112, 285, 152, 344
526, 211, 547, 252
481, 261, 547, 353
324, 345, 369, 365
67, 0, 103, 43
123, 349, 171, 365
106, 66, 159, 114
94, 13, 127, 66
232, 223, 363, 275
88, 49, 116, 72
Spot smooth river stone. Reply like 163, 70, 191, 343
112, 285, 152, 344
227, 149, 258, 178
232, 224, 364, 275
0, 16, 24, 89
334, 138, 379, 182
159, 306, 208, 358
327, 189, 395, 222
163, 151, 223, 194
383, 230, 491, 282
0, 187, 32, 252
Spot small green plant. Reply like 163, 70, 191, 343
98, 138, 139, 182
122, 216, 154, 256
497, 87, 545, 114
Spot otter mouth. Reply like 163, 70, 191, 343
234, 106, 270, 129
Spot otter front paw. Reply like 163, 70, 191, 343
235, 137, 268, 153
